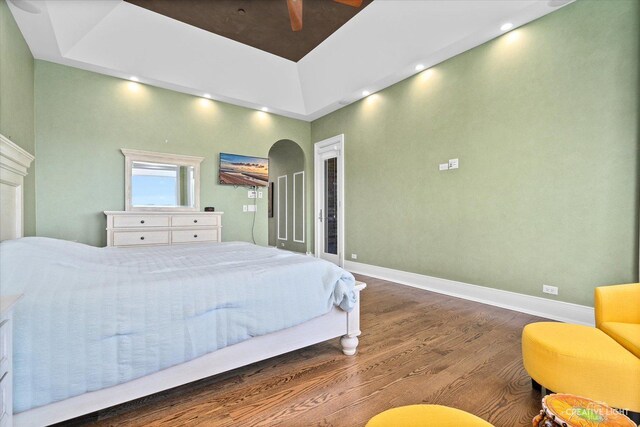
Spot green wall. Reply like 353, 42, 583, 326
0, 0, 35, 235
22, 0, 640, 306
311, 0, 639, 306
35, 60, 312, 247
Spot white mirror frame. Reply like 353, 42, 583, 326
121, 148, 204, 212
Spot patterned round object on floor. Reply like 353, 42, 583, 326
533, 394, 636, 427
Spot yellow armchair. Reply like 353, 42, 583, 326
522, 283, 640, 418
595, 283, 640, 327
595, 283, 640, 358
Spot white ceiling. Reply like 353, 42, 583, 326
8, 0, 573, 121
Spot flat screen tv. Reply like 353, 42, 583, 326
219, 153, 269, 187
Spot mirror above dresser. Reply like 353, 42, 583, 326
122, 148, 204, 212
104, 149, 222, 247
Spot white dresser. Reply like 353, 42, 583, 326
104, 211, 223, 247
0, 295, 21, 427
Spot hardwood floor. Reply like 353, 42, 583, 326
71, 275, 545, 426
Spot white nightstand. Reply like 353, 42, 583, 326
0, 295, 21, 427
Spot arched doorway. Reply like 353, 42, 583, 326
268, 140, 305, 253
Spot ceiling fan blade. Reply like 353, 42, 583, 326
334, 0, 363, 7
287, 0, 303, 32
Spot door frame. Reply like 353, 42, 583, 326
314, 134, 345, 267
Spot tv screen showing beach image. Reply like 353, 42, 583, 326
219, 153, 269, 187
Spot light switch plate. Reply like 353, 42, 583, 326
248, 190, 257, 199
439, 163, 449, 171
243, 205, 247, 212
448, 158, 459, 169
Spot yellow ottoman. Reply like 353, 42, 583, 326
522, 322, 640, 413
366, 405, 493, 427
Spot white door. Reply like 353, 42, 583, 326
314, 135, 344, 266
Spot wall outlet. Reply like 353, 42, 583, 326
542, 284, 558, 295
281, 243, 285, 247
439, 163, 449, 171
448, 158, 459, 169
242, 205, 247, 212
248, 190, 257, 199
247, 205, 257, 212
351, 253, 358, 260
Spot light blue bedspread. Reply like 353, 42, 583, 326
0, 237, 356, 413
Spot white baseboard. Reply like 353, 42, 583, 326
344, 260, 595, 326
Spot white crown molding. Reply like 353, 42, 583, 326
0, 134, 35, 176
0, 133, 34, 241
344, 260, 595, 326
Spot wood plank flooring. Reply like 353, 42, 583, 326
68, 275, 545, 426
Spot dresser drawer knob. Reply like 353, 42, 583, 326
140, 236, 145, 240
140, 220, 145, 224
193, 219, 198, 223
194, 234, 198, 238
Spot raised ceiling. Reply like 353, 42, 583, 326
124, 0, 373, 62
8, 0, 574, 121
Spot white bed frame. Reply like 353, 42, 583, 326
0, 133, 365, 427
15, 291, 364, 427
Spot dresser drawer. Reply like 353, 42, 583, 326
113, 231, 170, 246
0, 320, 7, 368
113, 215, 169, 228
171, 215, 218, 227
172, 229, 218, 244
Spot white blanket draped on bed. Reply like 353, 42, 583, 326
0, 237, 356, 413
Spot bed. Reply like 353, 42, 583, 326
0, 135, 365, 427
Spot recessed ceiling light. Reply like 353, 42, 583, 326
203, 93, 211, 99
362, 90, 370, 97
500, 23, 514, 31
261, 107, 269, 112
415, 64, 425, 71
130, 76, 139, 82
